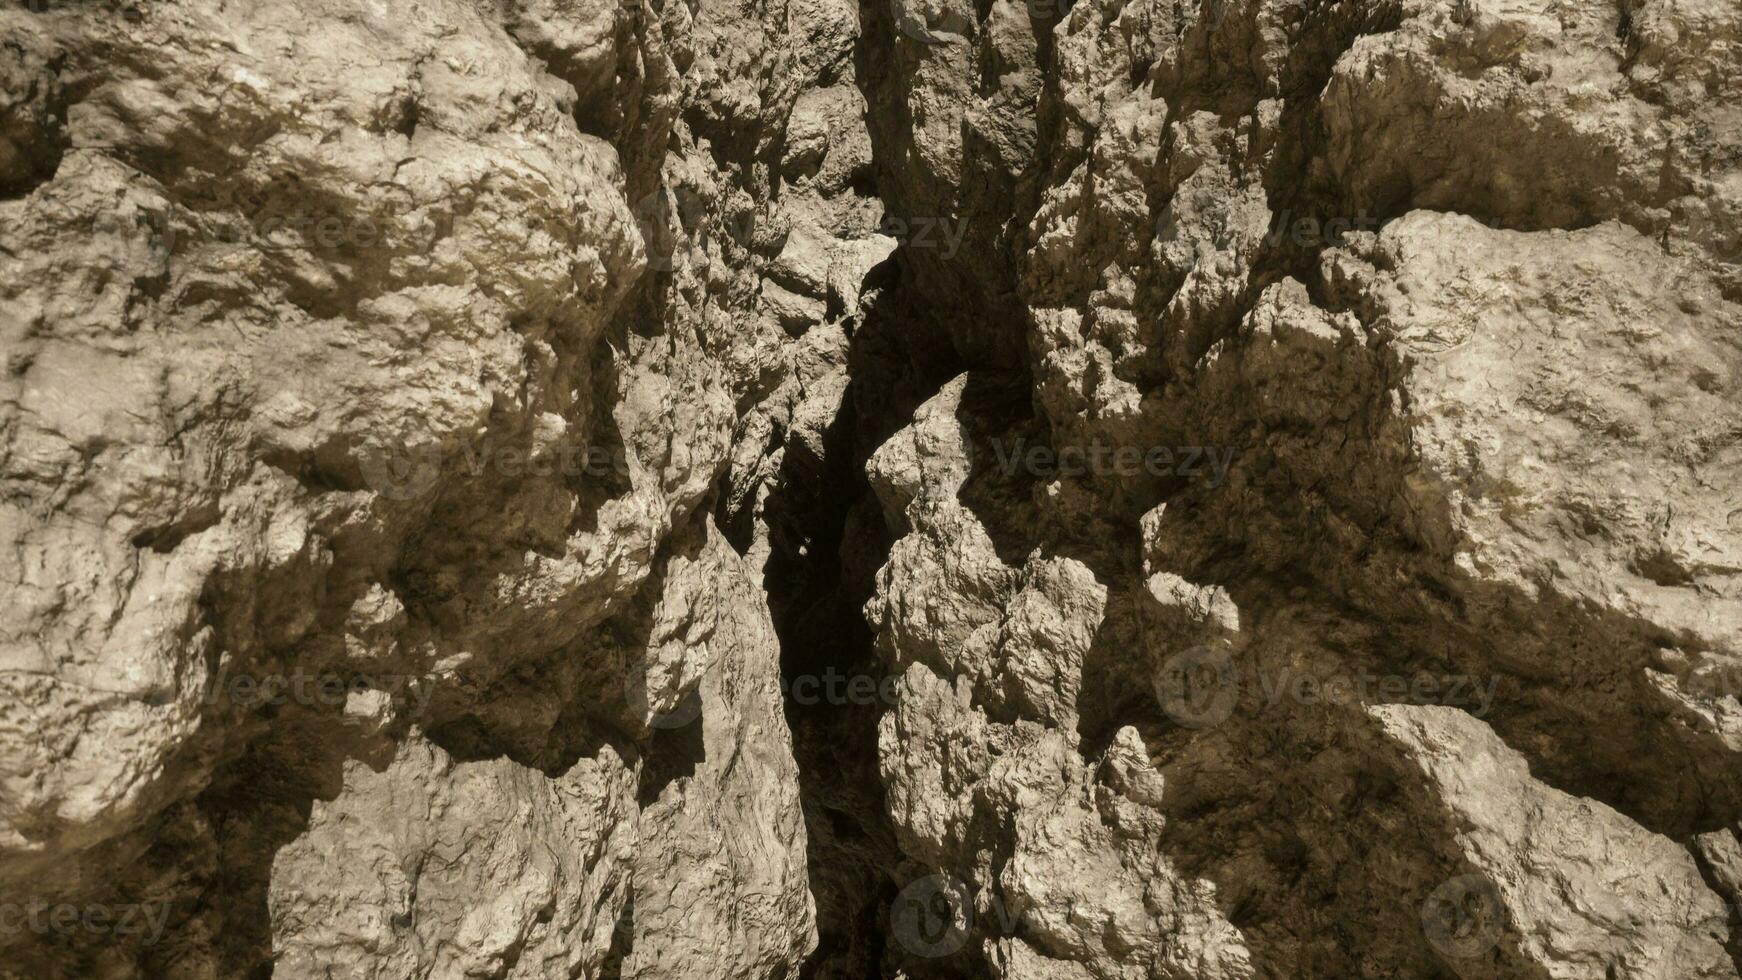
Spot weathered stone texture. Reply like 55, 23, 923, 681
3, 0, 1739, 977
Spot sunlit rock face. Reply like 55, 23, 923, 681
2, 0, 1739, 976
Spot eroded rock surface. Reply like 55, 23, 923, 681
2, 0, 1740, 977
0, 0, 821, 974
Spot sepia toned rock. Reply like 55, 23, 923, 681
1, 0, 1738, 976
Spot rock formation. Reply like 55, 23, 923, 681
0, 0, 1737, 976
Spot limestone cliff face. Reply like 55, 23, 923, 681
0, 0, 820, 975
1, 0, 1739, 977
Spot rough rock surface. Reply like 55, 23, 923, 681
268, 738, 637, 980
0, 0, 819, 974
2, 0, 1740, 977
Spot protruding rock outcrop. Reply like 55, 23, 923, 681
2, 0, 1738, 976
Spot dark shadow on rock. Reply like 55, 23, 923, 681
730, 265, 965, 979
